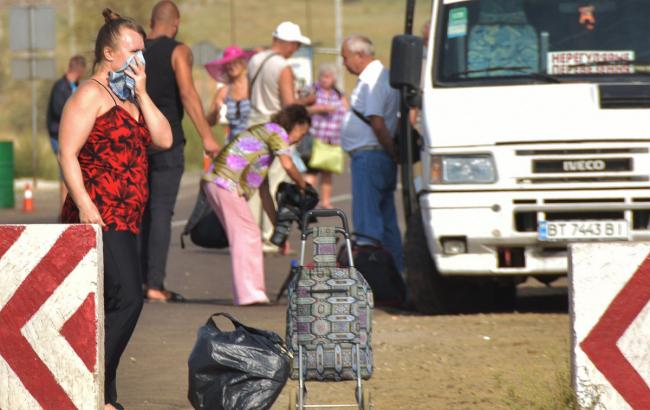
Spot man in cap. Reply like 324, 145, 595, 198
247, 21, 311, 125
247, 21, 311, 253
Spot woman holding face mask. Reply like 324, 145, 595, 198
58, 9, 172, 409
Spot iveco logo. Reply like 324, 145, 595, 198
562, 160, 606, 172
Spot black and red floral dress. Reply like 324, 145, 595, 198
60, 104, 152, 234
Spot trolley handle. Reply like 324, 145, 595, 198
301, 208, 350, 239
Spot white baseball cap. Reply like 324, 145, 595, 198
273, 21, 311, 46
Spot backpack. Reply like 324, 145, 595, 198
180, 187, 228, 249
336, 233, 406, 308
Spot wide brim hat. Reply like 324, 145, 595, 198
205, 45, 256, 83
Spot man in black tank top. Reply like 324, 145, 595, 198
140, 0, 221, 302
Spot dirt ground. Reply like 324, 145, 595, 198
113, 284, 571, 410
271, 302, 570, 409
4, 174, 574, 409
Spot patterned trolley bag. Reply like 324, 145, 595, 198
286, 209, 374, 409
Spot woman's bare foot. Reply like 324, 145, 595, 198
145, 288, 186, 303
105, 404, 118, 410
146, 288, 171, 302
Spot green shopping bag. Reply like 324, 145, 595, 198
308, 139, 344, 174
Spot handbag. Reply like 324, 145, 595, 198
308, 138, 345, 174
187, 312, 291, 410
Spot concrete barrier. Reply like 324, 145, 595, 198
0, 224, 104, 410
570, 243, 650, 409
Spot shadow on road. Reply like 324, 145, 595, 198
146, 298, 234, 305
367, 285, 569, 316
515, 285, 568, 313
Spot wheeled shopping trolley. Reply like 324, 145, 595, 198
285, 209, 374, 409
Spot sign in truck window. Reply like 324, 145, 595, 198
447, 7, 468, 39
548, 51, 635, 75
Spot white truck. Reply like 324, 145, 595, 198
391, 0, 650, 313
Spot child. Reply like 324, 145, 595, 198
304, 64, 348, 208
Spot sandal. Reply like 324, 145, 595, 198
145, 288, 186, 303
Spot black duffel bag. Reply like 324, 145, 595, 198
337, 233, 407, 308
181, 186, 228, 249
188, 312, 291, 410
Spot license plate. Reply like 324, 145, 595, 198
538, 220, 629, 241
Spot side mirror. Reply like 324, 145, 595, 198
389, 34, 423, 91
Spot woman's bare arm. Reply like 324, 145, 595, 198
127, 59, 173, 150
206, 86, 228, 127
278, 154, 306, 189
57, 84, 106, 226
260, 179, 277, 225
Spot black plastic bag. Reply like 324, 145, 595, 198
188, 312, 291, 410
181, 187, 229, 249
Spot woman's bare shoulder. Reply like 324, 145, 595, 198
67, 79, 111, 115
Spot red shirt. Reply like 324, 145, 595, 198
61, 106, 152, 234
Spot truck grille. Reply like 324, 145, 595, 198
515, 147, 648, 185
516, 176, 648, 184
516, 148, 647, 155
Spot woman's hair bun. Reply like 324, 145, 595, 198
102, 8, 121, 24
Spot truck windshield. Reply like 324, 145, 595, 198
437, 0, 650, 84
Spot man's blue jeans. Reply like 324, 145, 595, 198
350, 149, 404, 272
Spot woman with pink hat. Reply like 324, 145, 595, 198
205, 45, 255, 142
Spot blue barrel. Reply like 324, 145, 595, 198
0, 141, 15, 208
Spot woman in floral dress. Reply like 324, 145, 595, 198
202, 104, 310, 305
58, 9, 172, 409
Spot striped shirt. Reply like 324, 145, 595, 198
225, 95, 251, 142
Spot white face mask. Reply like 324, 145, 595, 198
108, 51, 145, 101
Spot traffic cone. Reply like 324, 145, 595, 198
22, 182, 33, 213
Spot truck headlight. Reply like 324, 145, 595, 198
430, 154, 497, 184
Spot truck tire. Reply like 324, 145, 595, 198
404, 207, 471, 314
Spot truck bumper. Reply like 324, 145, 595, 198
419, 189, 650, 276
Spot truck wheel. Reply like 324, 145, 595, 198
404, 207, 469, 314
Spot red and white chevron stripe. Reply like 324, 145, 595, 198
571, 242, 650, 410
0, 225, 103, 410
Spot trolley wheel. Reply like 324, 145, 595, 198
361, 389, 371, 410
288, 387, 297, 410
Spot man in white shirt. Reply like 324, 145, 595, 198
340, 35, 403, 272
247, 21, 311, 253
247, 21, 311, 126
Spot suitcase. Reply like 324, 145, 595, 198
285, 209, 374, 409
